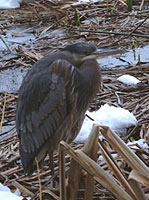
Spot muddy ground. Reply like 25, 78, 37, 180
0, 0, 149, 199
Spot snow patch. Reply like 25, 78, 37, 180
74, 104, 137, 143
0, 0, 34, 9
0, 0, 23, 9
117, 74, 141, 85
0, 183, 23, 200
127, 139, 149, 149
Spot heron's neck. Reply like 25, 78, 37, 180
78, 59, 101, 109
80, 59, 101, 90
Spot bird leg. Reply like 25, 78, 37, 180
49, 152, 57, 188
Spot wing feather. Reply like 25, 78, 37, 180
16, 58, 82, 172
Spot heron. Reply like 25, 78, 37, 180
16, 42, 126, 178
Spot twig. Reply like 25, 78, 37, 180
0, 35, 12, 53
35, 157, 42, 200
74, 29, 149, 38
0, 91, 7, 132
140, 0, 145, 10
128, 16, 149, 36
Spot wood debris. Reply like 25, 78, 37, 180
0, 0, 149, 199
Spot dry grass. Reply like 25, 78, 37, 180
59, 124, 149, 200
0, 62, 148, 199
0, 0, 149, 199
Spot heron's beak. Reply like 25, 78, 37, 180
82, 49, 128, 60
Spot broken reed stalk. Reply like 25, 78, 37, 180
67, 160, 80, 200
60, 123, 149, 200
59, 123, 134, 200
59, 144, 67, 200
128, 176, 147, 200
98, 139, 138, 200
128, 170, 149, 187
35, 157, 42, 200
60, 141, 133, 200
0, 90, 7, 132
66, 123, 100, 200
100, 126, 149, 179
100, 125, 149, 199
81, 123, 99, 200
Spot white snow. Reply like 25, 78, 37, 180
74, 104, 138, 143
127, 139, 149, 149
0, 183, 23, 200
117, 74, 141, 85
99, 153, 118, 162
0, 0, 34, 9
0, 183, 11, 192
0, 0, 23, 9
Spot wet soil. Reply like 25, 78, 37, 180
0, 0, 149, 199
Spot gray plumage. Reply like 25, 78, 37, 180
16, 42, 101, 173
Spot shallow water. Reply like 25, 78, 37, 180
0, 67, 29, 92
0, 25, 35, 51
98, 45, 149, 69
0, 25, 149, 92
1, 45, 149, 93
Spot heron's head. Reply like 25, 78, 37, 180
61, 42, 127, 67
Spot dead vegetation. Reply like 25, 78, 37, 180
0, 0, 149, 199
59, 124, 149, 200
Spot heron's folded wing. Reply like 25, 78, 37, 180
16, 59, 81, 153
